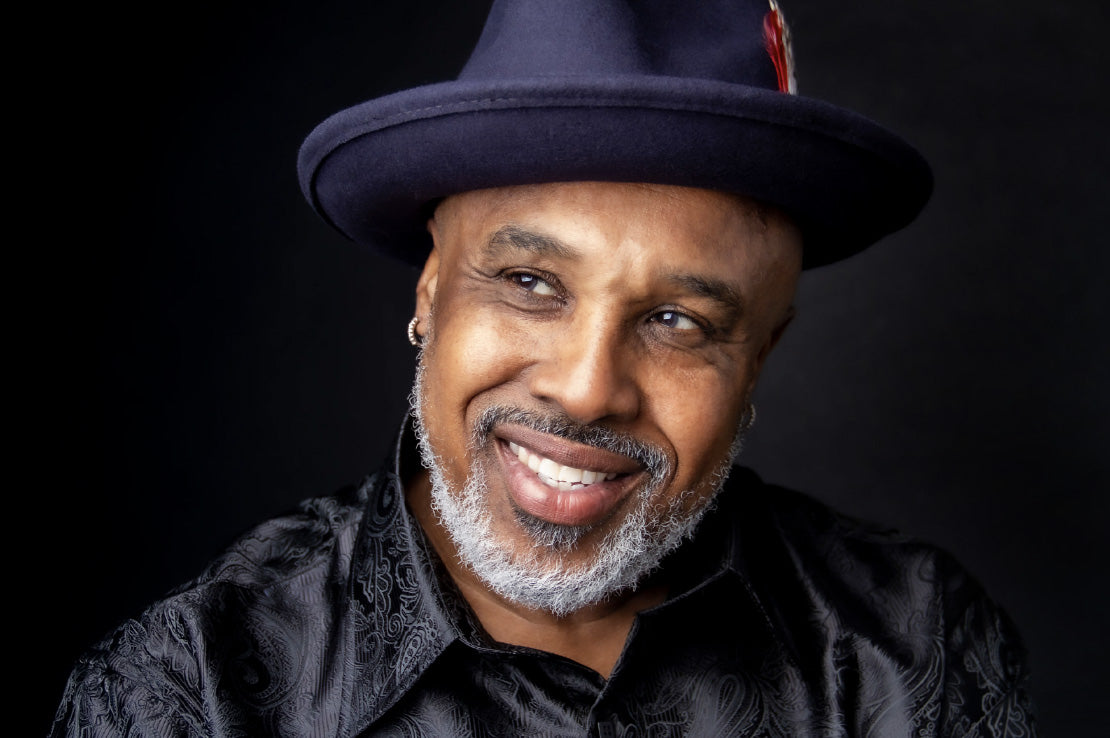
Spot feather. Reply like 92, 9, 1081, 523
764, 1, 798, 94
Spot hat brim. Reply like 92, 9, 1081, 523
298, 76, 932, 269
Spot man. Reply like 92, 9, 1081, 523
53, 1, 1036, 735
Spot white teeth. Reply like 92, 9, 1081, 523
508, 441, 618, 489
538, 458, 560, 479
562, 466, 583, 484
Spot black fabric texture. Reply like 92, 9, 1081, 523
51, 419, 1037, 737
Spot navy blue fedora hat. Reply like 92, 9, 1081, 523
298, 0, 932, 269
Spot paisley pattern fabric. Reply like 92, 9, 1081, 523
51, 419, 1037, 736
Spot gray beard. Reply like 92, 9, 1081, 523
409, 359, 746, 617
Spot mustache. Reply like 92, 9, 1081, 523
472, 406, 670, 481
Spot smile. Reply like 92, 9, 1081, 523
492, 423, 647, 527
507, 441, 619, 490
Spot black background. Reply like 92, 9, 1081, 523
29, 0, 1107, 734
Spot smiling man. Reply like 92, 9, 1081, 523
53, 1, 1036, 736
407, 183, 801, 673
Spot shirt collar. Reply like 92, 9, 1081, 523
633, 467, 801, 669
340, 416, 463, 734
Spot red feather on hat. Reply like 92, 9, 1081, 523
763, 1, 797, 94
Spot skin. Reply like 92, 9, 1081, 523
407, 181, 802, 677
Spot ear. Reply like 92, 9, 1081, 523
754, 305, 796, 375
413, 219, 442, 341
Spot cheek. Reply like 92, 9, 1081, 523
420, 300, 538, 450
642, 364, 751, 486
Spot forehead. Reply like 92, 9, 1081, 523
431, 181, 802, 275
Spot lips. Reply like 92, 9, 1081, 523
494, 424, 645, 528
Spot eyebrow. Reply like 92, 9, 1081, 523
486, 225, 578, 260
667, 273, 745, 314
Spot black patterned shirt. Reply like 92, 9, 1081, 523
51, 421, 1037, 736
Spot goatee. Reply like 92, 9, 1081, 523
409, 360, 741, 617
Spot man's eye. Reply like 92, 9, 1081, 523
510, 272, 557, 296
653, 310, 700, 331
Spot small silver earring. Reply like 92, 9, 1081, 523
407, 316, 422, 347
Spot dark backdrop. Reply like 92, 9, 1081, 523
30, 0, 1107, 734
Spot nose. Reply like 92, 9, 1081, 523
526, 311, 641, 425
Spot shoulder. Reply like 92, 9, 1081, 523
732, 467, 997, 620
727, 468, 1038, 735
50, 480, 374, 737
194, 479, 370, 588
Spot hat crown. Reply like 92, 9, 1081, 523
298, 0, 931, 270
459, 0, 781, 90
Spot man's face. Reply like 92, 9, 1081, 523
411, 181, 801, 614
